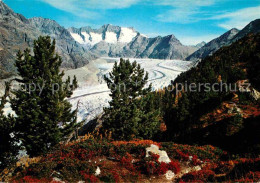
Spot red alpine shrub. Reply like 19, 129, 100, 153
13, 176, 50, 183
146, 161, 156, 175
236, 171, 260, 182
120, 153, 135, 171
156, 162, 168, 175
176, 150, 189, 161
181, 169, 215, 182
192, 155, 202, 166
168, 161, 181, 174
80, 171, 99, 183
151, 153, 160, 162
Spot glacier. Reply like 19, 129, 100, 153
65, 57, 194, 123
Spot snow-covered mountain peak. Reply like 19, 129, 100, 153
68, 25, 138, 47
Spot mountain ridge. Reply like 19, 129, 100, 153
186, 28, 239, 61
69, 25, 197, 60
0, 1, 92, 77
186, 18, 260, 61
2, 0, 260, 78
0, 0, 198, 78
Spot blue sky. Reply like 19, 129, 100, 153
3, 0, 260, 45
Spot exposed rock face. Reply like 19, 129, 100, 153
0, 1, 92, 76
186, 28, 239, 61
186, 19, 260, 61
0, 1, 36, 73
251, 88, 260, 101
237, 79, 260, 101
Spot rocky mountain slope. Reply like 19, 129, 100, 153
0, 1, 37, 75
28, 17, 96, 68
121, 34, 197, 59
0, 1, 92, 78
186, 19, 260, 61
186, 28, 239, 61
166, 32, 260, 152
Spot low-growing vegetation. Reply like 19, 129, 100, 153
2, 137, 257, 182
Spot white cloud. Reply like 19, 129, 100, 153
211, 6, 260, 29
157, 8, 201, 23
156, 0, 216, 23
41, 0, 260, 30
82, 0, 140, 9
42, 0, 218, 21
156, 0, 215, 7
41, 0, 99, 19
41, 0, 141, 18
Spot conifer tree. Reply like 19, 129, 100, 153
11, 36, 79, 157
102, 58, 160, 140
0, 82, 18, 170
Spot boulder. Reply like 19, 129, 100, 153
165, 170, 175, 180
146, 144, 171, 163
95, 166, 101, 176
251, 88, 260, 100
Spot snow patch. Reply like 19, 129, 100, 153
140, 34, 148, 38
70, 28, 138, 46
70, 32, 103, 46
70, 32, 85, 44
70, 31, 103, 46
118, 27, 137, 43
105, 31, 117, 44
81, 32, 91, 45
90, 32, 103, 45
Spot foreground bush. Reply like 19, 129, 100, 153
9, 138, 260, 182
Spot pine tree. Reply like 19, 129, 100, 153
102, 58, 160, 140
0, 82, 18, 170
11, 36, 79, 157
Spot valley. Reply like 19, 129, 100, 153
0, 57, 193, 123
65, 57, 194, 123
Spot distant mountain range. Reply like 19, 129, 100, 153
69, 25, 198, 60
186, 19, 260, 61
0, 1, 198, 77
0, 0, 260, 78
